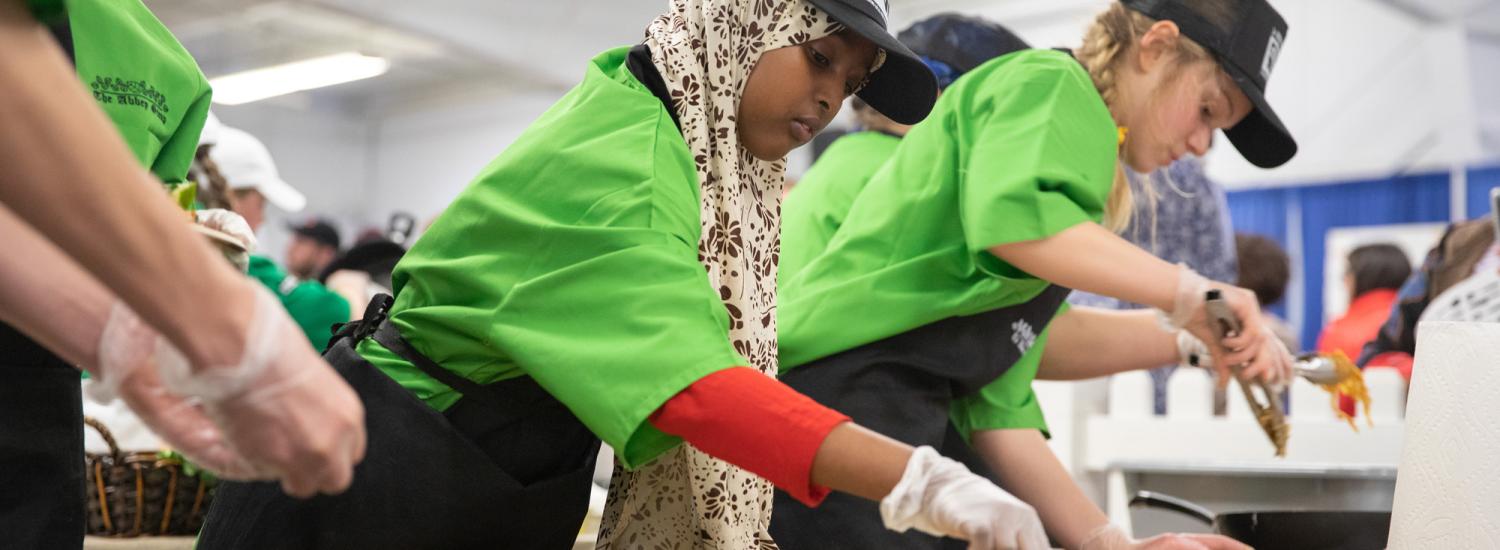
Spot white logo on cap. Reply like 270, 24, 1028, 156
860, 0, 889, 25
1261, 28, 1283, 82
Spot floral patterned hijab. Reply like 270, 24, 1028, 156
598, 0, 868, 547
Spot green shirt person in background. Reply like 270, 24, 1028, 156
206, 125, 351, 349
773, 4, 1302, 549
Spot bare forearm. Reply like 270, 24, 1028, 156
989, 223, 1179, 311
810, 422, 913, 501
0, 206, 112, 369
972, 429, 1108, 549
1038, 307, 1178, 380
0, 4, 252, 367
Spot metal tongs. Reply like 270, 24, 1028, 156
1204, 290, 1290, 457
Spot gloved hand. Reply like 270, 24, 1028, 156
881, 446, 1049, 550
1080, 523, 1251, 550
193, 209, 256, 271
1158, 265, 1265, 388
93, 301, 256, 477
1176, 324, 1294, 387
156, 283, 366, 498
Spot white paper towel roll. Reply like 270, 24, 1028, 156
1388, 321, 1500, 549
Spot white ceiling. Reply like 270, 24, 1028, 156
144, 0, 1500, 115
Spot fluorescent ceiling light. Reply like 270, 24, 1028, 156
210, 52, 389, 105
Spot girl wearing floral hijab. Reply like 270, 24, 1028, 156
198, 1, 1051, 549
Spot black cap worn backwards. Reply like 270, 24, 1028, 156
806, 0, 939, 125
1121, 0, 1297, 168
898, 13, 1030, 87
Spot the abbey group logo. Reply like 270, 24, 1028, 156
1010, 319, 1036, 354
91, 76, 169, 124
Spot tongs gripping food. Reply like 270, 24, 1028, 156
1204, 290, 1289, 457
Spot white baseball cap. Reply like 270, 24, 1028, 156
198, 111, 222, 147
209, 126, 306, 213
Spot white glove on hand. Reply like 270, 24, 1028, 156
93, 301, 257, 477
881, 446, 1049, 550
1175, 330, 1211, 369
193, 209, 256, 271
1177, 325, 1293, 387
156, 284, 366, 498
1156, 265, 1265, 385
1158, 264, 1210, 332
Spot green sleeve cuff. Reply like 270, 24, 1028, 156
949, 307, 1066, 441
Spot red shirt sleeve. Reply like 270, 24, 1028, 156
649, 367, 850, 507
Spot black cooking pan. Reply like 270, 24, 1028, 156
1130, 491, 1391, 550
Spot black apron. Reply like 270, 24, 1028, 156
769, 285, 1071, 550
0, 18, 86, 550
198, 295, 601, 550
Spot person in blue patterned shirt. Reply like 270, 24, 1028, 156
1069, 155, 1239, 414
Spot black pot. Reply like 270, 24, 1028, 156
1130, 491, 1391, 550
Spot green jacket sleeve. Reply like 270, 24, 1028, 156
957, 54, 1117, 257
487, 228, 747, 468
151, 78, 211, 184
949, 303, 1069, 440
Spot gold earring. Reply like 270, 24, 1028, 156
1117, 126, 1129, 146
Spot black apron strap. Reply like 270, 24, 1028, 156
371, 321, 491, 399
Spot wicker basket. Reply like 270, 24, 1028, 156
83, 417, 215, 537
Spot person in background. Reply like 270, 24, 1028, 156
0, 4, 364, 548
197, 1, 1054, 549
211, 126, 351, 347
782, 12, 1029, 276
285, 218, 342, 281
1358, 218, 1496, 378
1318, 243, 1410, 360
1321, 243, 1410, 417
1234, 233, 1298, 351
1069, 154, 1239, 415
775, 0, 1297, 546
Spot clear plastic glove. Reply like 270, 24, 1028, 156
1159, 265, 1266, 388
1079, 523, 1251, 550
881, 446, 1049, 550
1176, 324, 1293, 387
193, 209, 256, 271
156, 284, 366, 498
93, 302, 256, 477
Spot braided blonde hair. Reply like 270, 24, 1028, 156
1076, 2, 1217, 232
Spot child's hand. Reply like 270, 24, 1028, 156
1081, 524, 1250, 550
1165, 266, 1272, 387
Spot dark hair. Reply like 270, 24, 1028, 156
1235, 233, 1290, 306
1348, 243, 1411, 298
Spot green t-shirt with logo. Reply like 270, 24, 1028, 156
781, 131, 901, 279
356, 47, 744, 469
33, 0, 213, 185
779, 49, 1117, 435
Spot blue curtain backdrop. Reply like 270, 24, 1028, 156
1466, 165, 1500, 220
1227, 171, 1453, 351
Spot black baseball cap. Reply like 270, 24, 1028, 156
807, 0, 938, 125
898, 13, 1030, 81
289, 218, 341, 249
1121, 0, 1297, 168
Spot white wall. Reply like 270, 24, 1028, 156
214, 102, 372, 264
890, 0, 1492, 189
363, 92, 560, 230
1469, 37, 1500, 159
